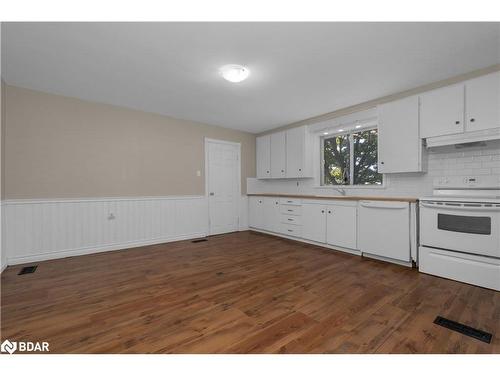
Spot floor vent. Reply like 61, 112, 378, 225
434, 316, 492, 344
18, 266, 38, 275
191, 238, 208, 243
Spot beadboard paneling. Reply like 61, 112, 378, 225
3, 196, 211, 265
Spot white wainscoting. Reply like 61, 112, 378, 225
3, 196, 212, 265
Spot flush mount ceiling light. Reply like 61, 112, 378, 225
219, 64, 250, 83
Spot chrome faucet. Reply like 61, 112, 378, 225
334, 187, 346, 196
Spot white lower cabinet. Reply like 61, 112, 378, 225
326, 203, 357, 249
248, 196, 264, 229
302, 204, 327, 243
302, 201, 357, 249
263, 197, 281, 233
250, 196, 413, 266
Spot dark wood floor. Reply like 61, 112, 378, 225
1, 231, 499, 353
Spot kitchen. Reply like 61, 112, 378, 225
247, 70, 500, 291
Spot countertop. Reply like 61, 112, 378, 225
247, 193, 418, 203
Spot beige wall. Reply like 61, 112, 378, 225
3, 85, 256, 199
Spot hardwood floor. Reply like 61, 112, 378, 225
1, 231, 499, 353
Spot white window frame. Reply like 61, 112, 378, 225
320, 126, 384, 187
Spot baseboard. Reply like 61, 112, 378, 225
0, 263, 7, 274
362, 252, 413, 267
7, 232, 207, 266
249, 228, 361, 256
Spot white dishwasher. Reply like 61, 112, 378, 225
358, 201, 411, 263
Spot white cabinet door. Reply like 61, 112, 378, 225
248, 196, 264, 229
263, 197, 281, 233
465, 71, 500, 132
420, 84, 465, 138
302, 204, 327, 243
326, 204, 357, 249
286, 126, 306, 178
270, 131, 286, 178
378, 96, 422, 173
256, 135, 271, 179
358, 201, 410, 262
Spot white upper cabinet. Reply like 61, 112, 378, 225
256, 135, 271, 179
465, 71, 500, 132
420, 84, 465, 138
286, 126, 312, 178
377, 95, 423, 173
256, 125, 312, 179
270, 131, 287, 178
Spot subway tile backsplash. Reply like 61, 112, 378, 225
427, 140, 500, 178
247, 139, 500, 198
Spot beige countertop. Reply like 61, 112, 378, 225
247, 193, 418, 203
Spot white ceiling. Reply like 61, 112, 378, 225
2, 22, 499, 133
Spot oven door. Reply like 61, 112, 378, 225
420, 201, 500, 258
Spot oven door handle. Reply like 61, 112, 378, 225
420, 202, 500, 211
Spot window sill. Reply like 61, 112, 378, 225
313, 184, 386, 190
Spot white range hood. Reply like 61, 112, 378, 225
425, 127, 500, 148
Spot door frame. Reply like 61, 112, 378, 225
204, 138, 242, 235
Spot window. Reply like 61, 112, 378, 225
321, 128, 383, 186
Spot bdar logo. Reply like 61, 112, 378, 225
1, 339, 17, 354
1, 339, 49, 354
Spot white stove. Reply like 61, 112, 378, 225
419, 175, 500, 291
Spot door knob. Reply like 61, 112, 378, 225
455, 120, 460, 125
470, 118, 475, 123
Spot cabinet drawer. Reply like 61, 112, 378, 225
280, 198, 302, 206
280, 205, 302, 216
281, 214, 302, 225
419, 246, 500, 291
280, 223, 302, 237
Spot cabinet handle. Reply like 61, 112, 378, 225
321, 210, 325, 213
328, 210, 332, 214
470, 118, 475, 123
288, 218, 293, 221
298, 168, 302, 171
380, 161, 385, 165
266, 170, 270, 173
455, 120, 460, 125
281, 169, 284, 172
287, 229, 293, 232
287, 209, 293, 212
275, 201, 279, 205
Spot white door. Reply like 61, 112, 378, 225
465, 71, 500, 132
206, 139, 241, 235
420, 84, 465, 138
326, 204, 357, 249
270, 131, 286, 178
256, 135, 271, 179
302, 203, 327, 243
378, 96, 422, 173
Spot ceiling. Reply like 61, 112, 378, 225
2, 22, 499, 133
